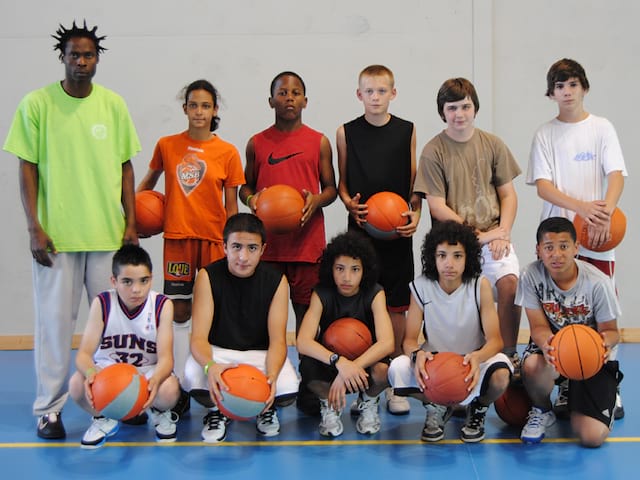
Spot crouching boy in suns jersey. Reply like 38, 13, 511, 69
69, 245, 180, 449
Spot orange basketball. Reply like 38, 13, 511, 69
494, 383, 533, 428
255, 184, 304, 234
423, 352, 471, 406
573, 207, 626, 252
550, 324, 605, 380
322, 317, 373, 360
135, 190, 165, 237
91, 363, 149, 421
363, 191, 410, 240
219, 364, 271, 420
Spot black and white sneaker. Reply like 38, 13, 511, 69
256, 407, 280, 437
150, 408, 178, 442
460, 398, 488, 443
37, 412, 66, 439
201, 409, 229, 443
614, 390, 625, 420
553, 379, 569, 419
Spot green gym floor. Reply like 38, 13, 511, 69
0, 346, 637, 479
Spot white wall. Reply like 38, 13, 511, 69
0, 0, 636, 336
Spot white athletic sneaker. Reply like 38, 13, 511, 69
81, 416, 119, 449
356, 395, 381, 435
150, 408, 178, 443
385, 387, 410, 415
201, 409, 229, 443
256, 407, 280, 437
521, 407, 556, 444
319, 399, 343, 437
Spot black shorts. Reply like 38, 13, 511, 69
569, 360, 623, 428
299, 355, 391, 387
348, 226, 413, 310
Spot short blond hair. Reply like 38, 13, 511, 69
358, 65, 395, 87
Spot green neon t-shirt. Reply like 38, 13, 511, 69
4, 82, 141, 251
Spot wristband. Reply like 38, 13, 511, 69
410, 349, 422, 365
85, 366, 97, 378
204, 360, 215, 375
246, 194, 254, 209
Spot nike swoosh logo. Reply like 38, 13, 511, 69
268, 152, 303, 165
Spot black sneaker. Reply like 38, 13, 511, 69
37, 412, 66, 439
460, 398, 488, 443
509, 352, 522, 384
171, 389, 191, 417
122, 411, 148, 425
614, 389, 625, 420
553, 379, 569, 419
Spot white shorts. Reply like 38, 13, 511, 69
480, 243, 519, 297
183, 346, 299, 396
95, 360, 158, 380
388, 352, 513, 405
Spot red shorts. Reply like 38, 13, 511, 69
164, 238, 224, 297
264, 261, 319, 305
577, 255, 615, 278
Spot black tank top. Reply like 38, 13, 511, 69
344, 114, 413, 202
315, 283, 383, 343
206, 259, 283, 350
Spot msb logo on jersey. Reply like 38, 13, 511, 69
177, 152, 206, 196
167, 262, 190, 278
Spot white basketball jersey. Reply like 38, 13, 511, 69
410, 275, 485, 354
93, 289, 167, 368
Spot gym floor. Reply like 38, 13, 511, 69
0, 346, 637, 479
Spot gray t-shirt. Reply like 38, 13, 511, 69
515, 258, 620, 332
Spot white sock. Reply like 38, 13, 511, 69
173, 319, 191, 383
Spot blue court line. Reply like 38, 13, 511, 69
1, 437, 639, 448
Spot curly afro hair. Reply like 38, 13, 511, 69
420, 220, 482, 282
318, 231, 379, 291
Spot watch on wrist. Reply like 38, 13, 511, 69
329, 353, 340, 368
410, 349, 422, 364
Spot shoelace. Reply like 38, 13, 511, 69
526, 410, 545, 428
358, 400, 377, 421
204, 411, 226, 429
466, 407, 487, 429
259, 409, 276, 424
557, 386, 569, 404
426, 405, 448, 429
321, 406, 339, 424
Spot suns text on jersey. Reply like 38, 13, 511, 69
100, 334, 157, 353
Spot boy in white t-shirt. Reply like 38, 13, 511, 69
527, 58, 627, 418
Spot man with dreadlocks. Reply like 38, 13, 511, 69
3, 20, 141, 439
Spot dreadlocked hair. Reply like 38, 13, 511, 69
52, 20, 106, 60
